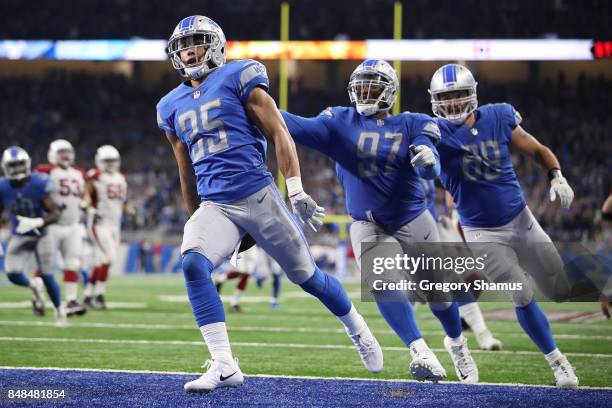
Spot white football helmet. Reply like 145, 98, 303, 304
48, 139, 75, 168
167, 15, 227, 80
429, 64, 478, 125
1, 146, 31, 181
348, 59, 399, 116
95, 145, 120, 173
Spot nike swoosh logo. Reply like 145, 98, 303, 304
457, 368, 468, 380
257, 193, 267, 204
424, 231, 431, 240
527, 222, 534, 231
219, 371, 238, 381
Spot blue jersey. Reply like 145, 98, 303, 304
0, 173, 53, 236
420, 178, 438, 221
282, 107, 441, 230
437, 103, 526, 228
157, 59, 273, 203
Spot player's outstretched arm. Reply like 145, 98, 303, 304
511, 125, 574, 208
165, 132, 200, 216
246, 87, 325, 231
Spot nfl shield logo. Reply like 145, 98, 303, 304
193, 91, 201, 99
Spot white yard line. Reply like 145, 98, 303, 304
1, 319, 612, 340
0, 336, 610, 359
0, 365, 610, 390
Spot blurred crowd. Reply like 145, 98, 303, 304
0, 68, 610, 241
1, 0, 609, 40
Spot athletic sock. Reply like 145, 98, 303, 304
374, 291, 422, 347
544, 348, 563, 365
199, 322, 233, 363
64, 270, 79, 302
299, 268, 352, 317
272, 273, 281, 299
459, 302, 488, 335
40, 274, 61, 308
182, 251, 225, 327
6, 272, 30, 287
429, 302, 462, 339
336, 305, 367, 336
515, 298, 557, 354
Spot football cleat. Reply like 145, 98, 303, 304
348, 326, 383, 373
551, 356, 579, 387
55, 307, 68, 328
94, 294, 107, 309
409, 349, 447, 383
228, 304, 242, 313
444, 336, 479, 384
31, 279, 45, 316
475, 330, 502, 351
66, 300, 87, 317
184, 358, 244, 393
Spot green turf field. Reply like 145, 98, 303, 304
1, 275, 610, 387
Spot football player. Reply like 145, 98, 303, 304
36, 139, 87, 316
281, 59, 478, 383
429, 63, 578, 387
0, 146, 66, 326
157, 16, 382, 393
82, 145, 128, 309
421, 178, 502, 351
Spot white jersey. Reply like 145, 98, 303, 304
87, 169, 127, 226
35, 164, 85, 226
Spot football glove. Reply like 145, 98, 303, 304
289, 191, 325, 232
549, 176, 574, 208
410, 145, 436, 168
16, 216, 44, 234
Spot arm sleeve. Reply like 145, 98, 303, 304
281, 110, 333, 155
412, 134, 441, 180
234, 60, 270, 106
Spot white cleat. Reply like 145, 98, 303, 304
444, 335, 478, 384
54, 306, 69, 328
476, 330, 502, 351
409, 349, 447, 383
551, 355, 579, 388
349, 326, 383, 373
184, 358, 244, 393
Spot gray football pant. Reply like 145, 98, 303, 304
181, 182, 315, 285
462, 206, 570, 306
350, 209, 453, 308
5, 231, 55, 275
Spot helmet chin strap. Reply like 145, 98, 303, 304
356, 104, 379, 116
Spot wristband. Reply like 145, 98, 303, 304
548, 168, 562, 182
286, 177, 303, 197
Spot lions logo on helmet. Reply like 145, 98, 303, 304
95, 145, 121, 174
348, 59, 399, 116
167, 15, 227, 80
48, 139, 75, 168
428, 64, 478, 125
1, 146, 31, 181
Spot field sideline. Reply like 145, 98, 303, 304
1, 274, 611, 400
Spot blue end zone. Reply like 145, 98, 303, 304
1, 369, 611, 408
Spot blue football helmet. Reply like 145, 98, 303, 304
348, 59, 399, 116
167, 15, 227, 80
1, 146, 31, 181
429, 64, 478, 124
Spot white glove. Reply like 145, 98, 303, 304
410, 145, 436, 168
290, 191, 326, 232
16, 216, 44, 234
550, 176, 574, 209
